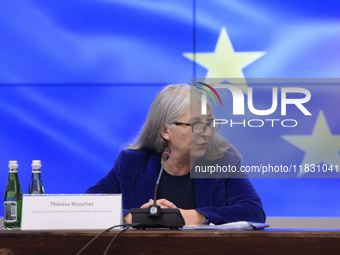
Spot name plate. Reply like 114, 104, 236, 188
21, 194, 122, 230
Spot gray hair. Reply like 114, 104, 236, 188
128, 84, 240, 161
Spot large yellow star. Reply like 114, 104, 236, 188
282, 111, 340, 177
183, 27, 265, 92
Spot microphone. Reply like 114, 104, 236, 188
149, 148, 171, 217
131, 148, 185, 229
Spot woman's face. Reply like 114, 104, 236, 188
162, 104, 213, 161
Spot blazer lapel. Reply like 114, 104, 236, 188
132, 151, 160, 207
130, 150, 214, 209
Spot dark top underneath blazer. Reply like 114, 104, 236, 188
85, 148, 266, 225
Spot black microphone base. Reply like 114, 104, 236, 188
131, 208, 185, 229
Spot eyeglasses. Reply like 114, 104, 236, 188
172, 120, 221, 134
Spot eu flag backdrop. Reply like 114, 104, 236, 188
0, 0, 339, 217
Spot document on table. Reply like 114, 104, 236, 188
182, 221, 269, 230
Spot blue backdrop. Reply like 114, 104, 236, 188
1, 0, 339, 217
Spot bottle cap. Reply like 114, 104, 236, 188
8, 160, 18, 168
32, 160, 42, 168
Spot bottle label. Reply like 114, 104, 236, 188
32, 170, 41, 173
4, 201, 17, 222
9, 169, 18, 173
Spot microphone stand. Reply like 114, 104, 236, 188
131, 148, 185, 229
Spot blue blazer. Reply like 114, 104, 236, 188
85, 149, 266, 224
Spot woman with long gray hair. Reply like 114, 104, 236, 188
86, 84, 265, 225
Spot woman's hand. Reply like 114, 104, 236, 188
179, 209, 205, 226
123, 212, 132, 224
124, 199, 173, 224
140, 198, 177, 209
140, 198, 206, 226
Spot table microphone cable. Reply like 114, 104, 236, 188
75, 223, 140, 255
103, 225, 131, 255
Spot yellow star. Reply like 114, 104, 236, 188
282, 111, 340, 177
183, 27, 265, 93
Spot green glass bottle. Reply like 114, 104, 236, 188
4, 160, 23, 229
